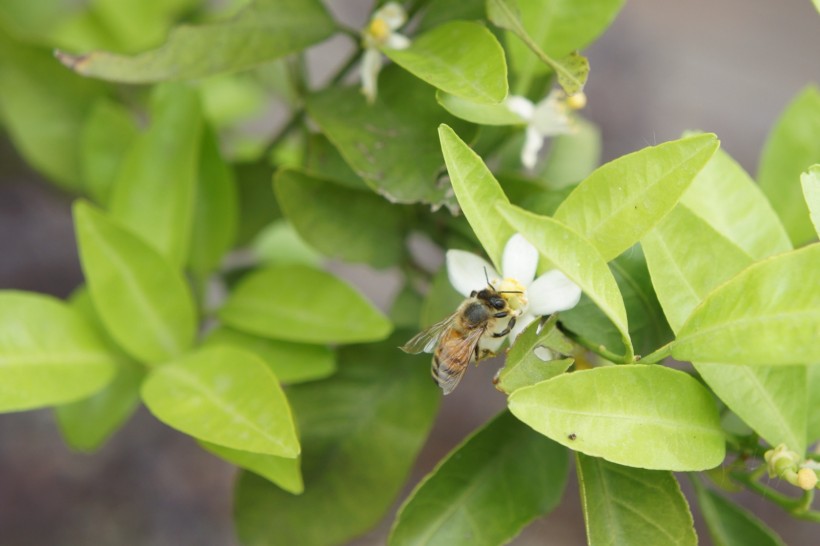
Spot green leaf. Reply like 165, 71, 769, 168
436, 90, 525, 126
250, 220, 323, 268
808, 366, 820, 443
142, 345, 299, 457
383, 21, 507, 104
389, 411, 568, 546
234, 333, 440, 546
188, 124, 238, 275
218, 265, 392, 344
274, 169, 405, 268
681, 145, 792, 260
673, 244, 820, 365
643, 205, 807, 453
577, 454, 697, 546
109, 83, 202, 266
203, 327, 335, 384
0, 33, 106, 191
438, 124, 515, 269
485, 0, 591, 95
200, 441, 303, 495
79, 98, 138, 205
0, 291, 116, 412
54, 0, 335, 83
538, 116, 601, 187
306, 67, 473, 208
303, 133, 368, 190
73, 201, 197, 364
497, 203, 634, 362
55, 289, 145, 452
234, 159, 280, 246
416, 0, 485, 33
554, 133, 719, 261
758, 86, 820, 246
496, 316, 574, 393
509, 365, 724, 470
801, 165, 820, 238
420, 264, 465, 329
693, 479, 786, 546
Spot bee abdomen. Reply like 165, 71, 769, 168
431, 353, 463, 394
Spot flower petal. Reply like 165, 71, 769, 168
446, 250, 498, 297
360, 47, 382, 103
502, 234, 538, 285
386, 32, 410, 50
520, 126, 544, 170
527, 270, 582, 315
509, 312, 536, 343
531, 91, 574, 136
375, 2, 407, 30
505, 95, 534, 121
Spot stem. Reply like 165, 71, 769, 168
640, 342, 673, 364
559, 326, 633, 364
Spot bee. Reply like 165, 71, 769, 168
400, 285, 521, 395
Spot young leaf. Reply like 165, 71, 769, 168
758, 86, 820, 246
79, 98, 138, 205
203, 327, 335, 384
142, 346, 299, 457
436, 90, 525, 126
188, 124, 238, 275
55, 0, 335, 82
274, 169, 405, 268
55, 289, 145, 452
673, 244, 820, 365
681, 145, 792, 260
389, 411, 568, 546
108, 83, 202, 267
383, 21, 507, 104
508, 365, 725, 471
554, 133, 719, 261
0, 291, 116, 412
234, 333, 440, 546
438, 123, 516, 269
73, 201, 197, 364
200, 441, 303, 495
801, 165, 820, 237
693, 479, 786, 546
643, 205, 807, 453
577, 454, 697, 546
497, 203, 635, 362
218, 265, 392, 344
496, 317, 574, 394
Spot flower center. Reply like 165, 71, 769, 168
367, 17, 391, 43
493, 277, 528, 312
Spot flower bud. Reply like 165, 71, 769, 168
797, 468, 818, 490
566, 92, 587, 110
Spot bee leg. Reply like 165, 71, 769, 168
492, 315, 517, 338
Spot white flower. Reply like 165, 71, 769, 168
360, 2, 411, 103
506, 90, 587, 170
447, 234, 582, 353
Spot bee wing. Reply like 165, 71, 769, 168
434, 326, 487, 395
400, 314, 459, 354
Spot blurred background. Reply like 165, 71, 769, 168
1, 0, 818, 544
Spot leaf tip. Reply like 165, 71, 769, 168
54, 49, 91, 74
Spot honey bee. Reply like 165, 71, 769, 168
400, 285, 521, 395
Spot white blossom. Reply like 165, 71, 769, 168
360, 2, 410, 103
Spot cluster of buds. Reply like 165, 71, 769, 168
764, 444, 819, 491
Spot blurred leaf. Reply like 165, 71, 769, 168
643, 205, 807, 453
577, 454, 697, 546
420, 264, 465, 329
554, 133, 719, 261
681, 144, 792, 259
416, 0, 485, 33
306, 67, 473, 208
274, 169, 405, 268
303, 133, 368, 190
801, 165, 820, 237
55, 0, 335, 82
496, 317, 574, 393
538, 116, 601, 187
109, 83, 202, 267
142, 345, 299, 457
200, 441, 303, 494
672, 244, 820, 366
234, 160, 280, 246
497, 203, 634, 362
250, 220, 323, 268
0, 291, 116, 412
203, 327, 335, 384
0, 33, 106, 191
497, 174, 575, 216
437, 90, 525, 126
509, 365, 724, 470
438, 123, 515, 269
73, 201, 197, 364
390, 411, 568, 546
693, 479, 786, 546
79, 98, 138, 205
55, 289, 144, 452
808, 366, 820, 443
389, 284, 424, 330
485, 0, 592, 94
383, 21, 507, 104
188, 124, 238, 275
758, 86, 820, 246
218, 265, 393, 344
234, 333, 440, 546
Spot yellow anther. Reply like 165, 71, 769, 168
368, 18, 391, 42
494, 277, 528, 311
566, 92, 587, 110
